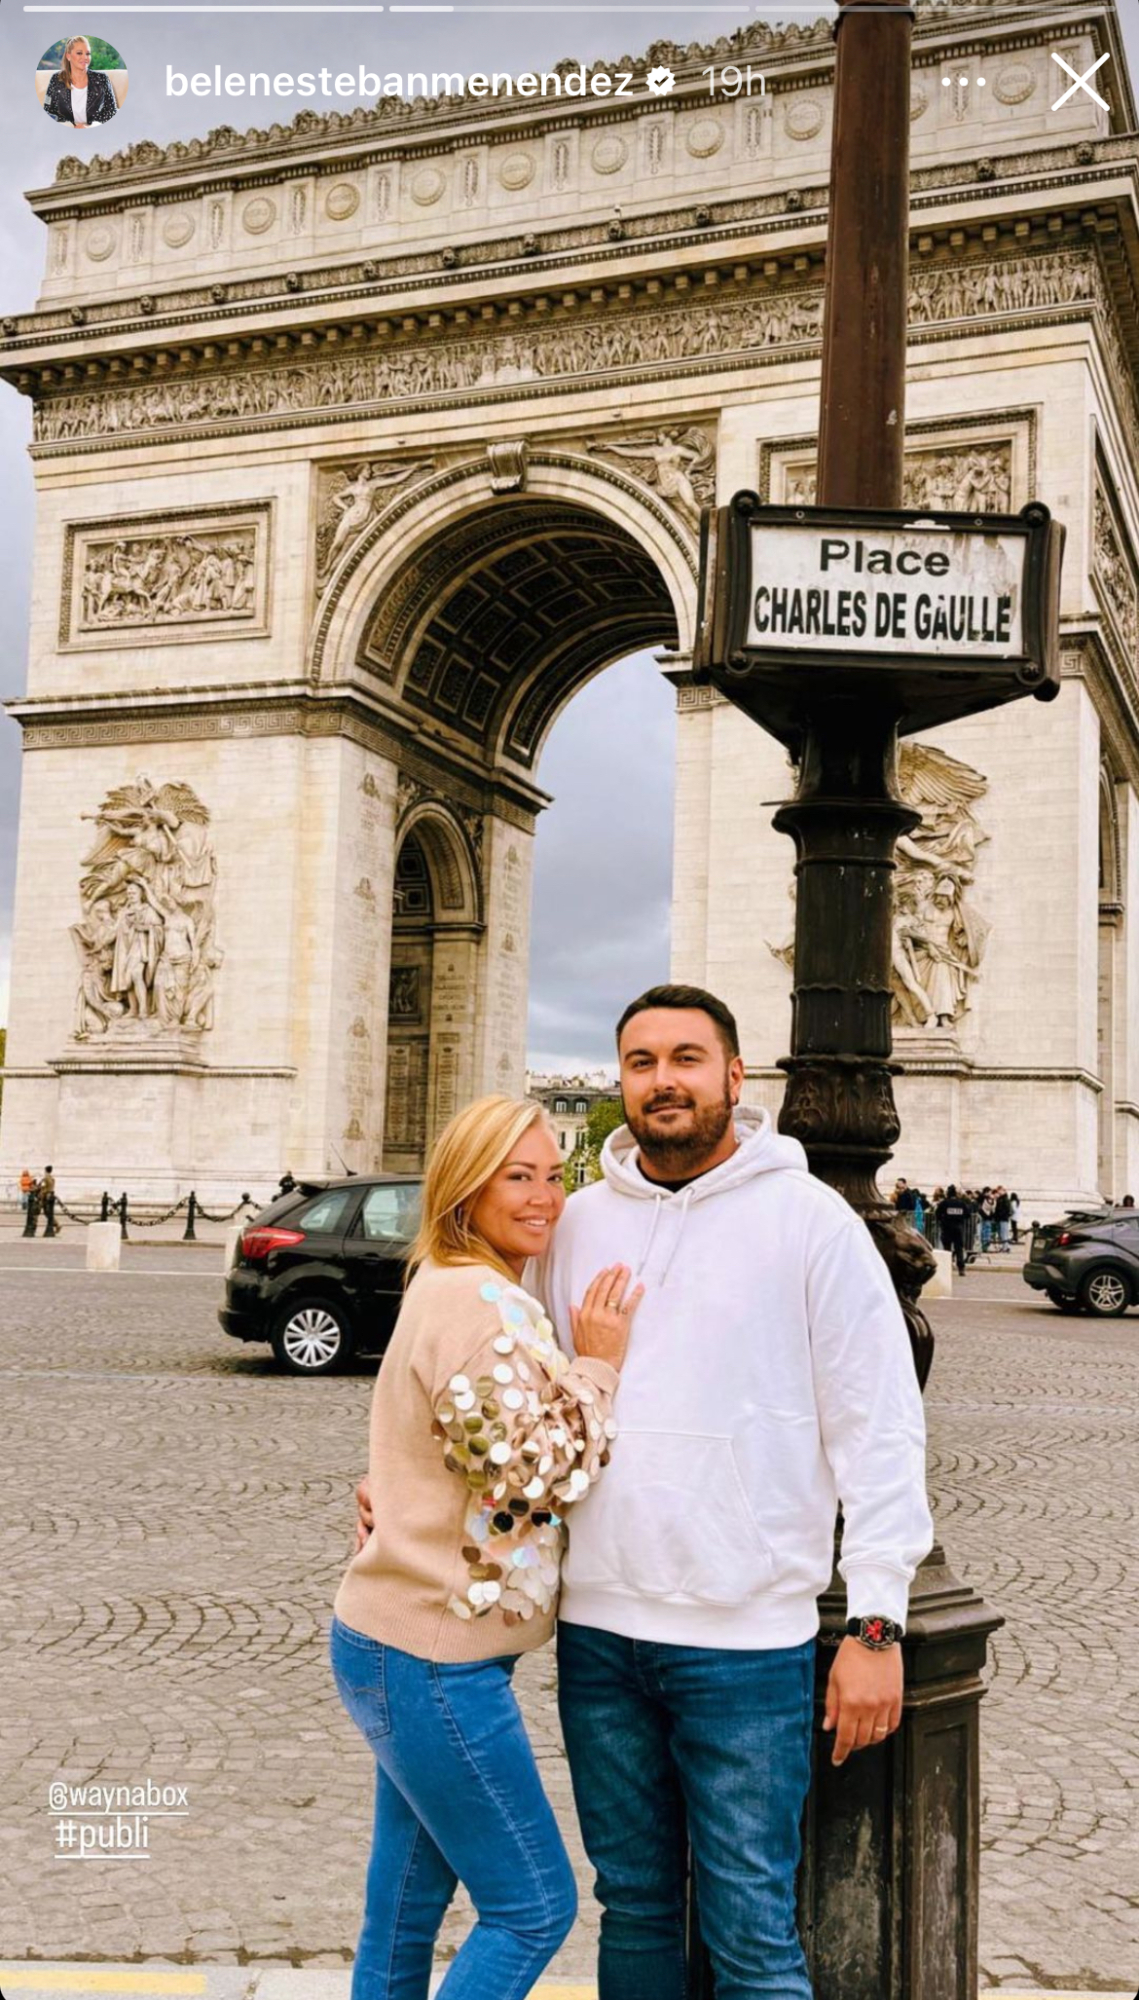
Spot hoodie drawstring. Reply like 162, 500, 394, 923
634, 1193, 664, 1280
659, 1185, 696, 1286
635, 1184, 696, 1285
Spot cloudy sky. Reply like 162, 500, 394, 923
0, 1, 1135, 1071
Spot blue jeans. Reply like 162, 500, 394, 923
556, 1622, 815, 2000
330, 1615, 576, 2000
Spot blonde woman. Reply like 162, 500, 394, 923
43, 37, 118, 127
331, 1094, 641, 2000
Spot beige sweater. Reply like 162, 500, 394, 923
334, 1259, 619, 1662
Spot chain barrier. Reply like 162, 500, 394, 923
192, 1194, 255, 1223
129, 1201, 189, 1229
16, 1189, 258, 1232
54, 1199, 106, 1226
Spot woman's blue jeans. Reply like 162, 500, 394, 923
556, 1622, 816, 2000
330, 1615, 577, 2000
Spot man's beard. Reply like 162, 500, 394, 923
625, 1080, 735, 1173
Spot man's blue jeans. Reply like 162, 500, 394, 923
556, 1622, 816, 2000
330, 1615, 577, 2000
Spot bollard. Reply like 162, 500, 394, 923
100, 1190, 110, 1222
22, 1192, 39, 1238
183, 1191, 198, 1242
86, 1220, 122, 1273
118, 1191, 129, 1240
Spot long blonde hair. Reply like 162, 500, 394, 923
406, 1094, 549, 1282
58, 36, 91, 85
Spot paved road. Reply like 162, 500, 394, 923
1, 1243, 1136, 1992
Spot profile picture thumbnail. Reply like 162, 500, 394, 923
37, 35, 128, 128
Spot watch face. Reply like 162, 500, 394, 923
850, 1615, 901, 1648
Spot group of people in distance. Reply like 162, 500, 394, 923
18, 1165, 59, 1237
333, 982, 933, 1999
893, 1176, 1021, 1272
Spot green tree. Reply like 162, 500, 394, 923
38, 36, 125, 68
564, 1096, 624, 1193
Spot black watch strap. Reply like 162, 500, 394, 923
846, 1615, 903, 1650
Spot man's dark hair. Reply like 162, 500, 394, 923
615, 983, 740, 1061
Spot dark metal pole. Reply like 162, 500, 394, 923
816, 0, 912, 514
118, 1191, 129, 1240
183, 1191, 197, 1241
769, 8, 1001, 1997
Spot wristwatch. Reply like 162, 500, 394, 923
846, 1615, 903, 1650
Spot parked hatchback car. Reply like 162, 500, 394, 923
219, 1175, 422, 1374
1022, 1207, 1139, 1316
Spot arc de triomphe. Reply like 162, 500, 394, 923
2, 0, 1138, 1209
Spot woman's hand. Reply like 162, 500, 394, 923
569, 1264, 644, 1373
354, 1473, 374, 1553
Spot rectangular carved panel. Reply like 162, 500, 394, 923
61, 503, 272, 649
760, 411, 1037, 515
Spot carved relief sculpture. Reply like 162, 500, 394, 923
81, 530, 254, 625
769, 742, 989, 1033
1092, 483, 1139, 656
34, 249, 1099, 450
64, 508, 270, 648
785, 440, 1013, 510
891, 744, 990, 1030
315, 457, 434, 587
585, 427, 715, 535
71, 776, 222, 1041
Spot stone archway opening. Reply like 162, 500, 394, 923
357, 491, 683, 768
384, 807, 483, 1173
363, 487, 685, 1165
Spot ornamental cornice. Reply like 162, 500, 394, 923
8, 683, 548, 824
4, 141, 1137, 366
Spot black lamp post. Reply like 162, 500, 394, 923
689, 2, 1064, 1993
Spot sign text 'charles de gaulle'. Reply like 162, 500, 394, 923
694, 497, 1064, 747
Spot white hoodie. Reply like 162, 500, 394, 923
538, 1106, 933, 1649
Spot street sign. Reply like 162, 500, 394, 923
694, 496, 1065, 748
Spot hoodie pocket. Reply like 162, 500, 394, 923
569, 1429, 773, 1608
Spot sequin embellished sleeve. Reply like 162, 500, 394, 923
431, 1275, 618, 1626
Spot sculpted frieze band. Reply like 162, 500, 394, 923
33, 248, 1101, 448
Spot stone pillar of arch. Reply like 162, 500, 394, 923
384, 799, 484, 1173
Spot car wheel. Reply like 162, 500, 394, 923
1077, 1268, 1132, 1318
270, 1297, 353, 1374
1045, 1286, 1082, 1315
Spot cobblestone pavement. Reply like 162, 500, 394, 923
1, 1241, 1137, 1991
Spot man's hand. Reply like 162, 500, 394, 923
354, 1473, 374, 1554
822, 1637, 903, 1766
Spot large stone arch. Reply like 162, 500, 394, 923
319, 461, 687, 1168
310, 451, 692, 766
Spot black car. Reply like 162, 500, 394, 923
1022, 1206, 1139, 1317
219, 1175, 422, 1374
